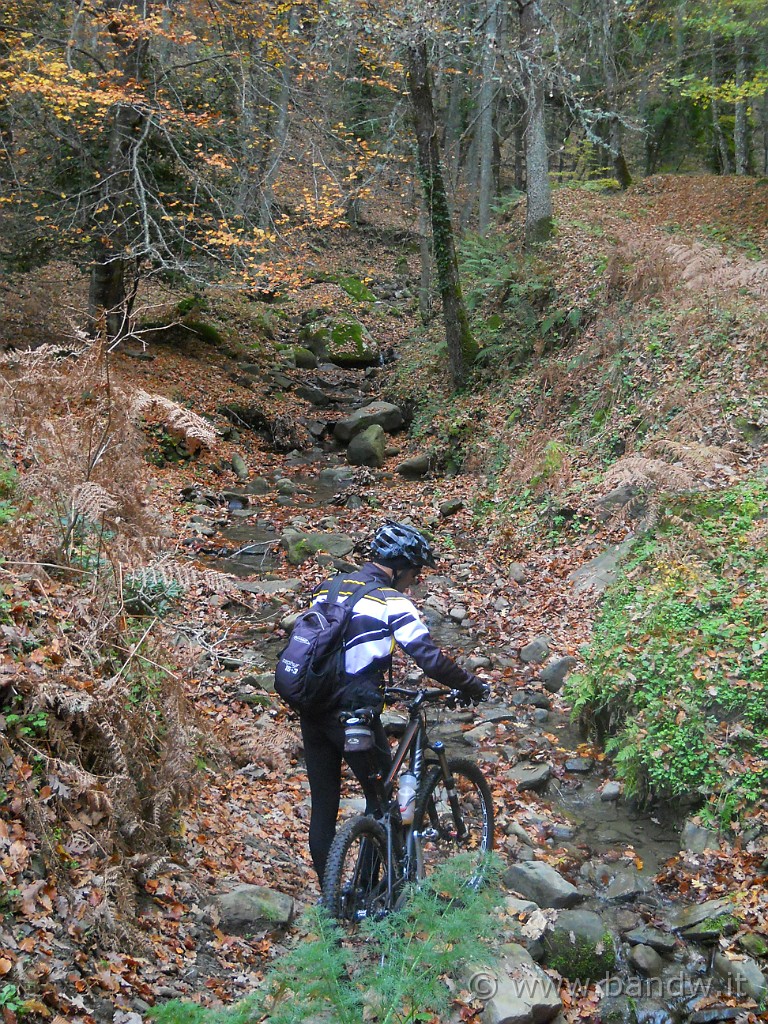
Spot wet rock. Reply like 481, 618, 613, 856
464, 723, 498, 745
713, 952, 767, 1000
624, 927, 677, 955
503, 861, 584, 909
217, 885, 294, 935
511, 690, 551, 710
333, 401, 404, 443
564, 758, 593, 773
471, 944, 562, 1024
231, 453, 249, 481
280, 529, 355, 565
680, 819, 720, 854
449, 606, 468, 623
397, 454, 431, 478
667, 898, 731, 933
347, 424, 387, 467
245, 477, 270, 495
600, 781, 622, 802
627, 944, 665, 977
319, 466, 355, 487
507, 762, 552, 793
543, 909, 616, 982
604, 869, 650, 902
275, 478, 297, 496
738, 932, 768, 958
533, 709, 550, 723
540, 657, 578, 693
520, 636, 551, 664
689, 1009, 744, 1024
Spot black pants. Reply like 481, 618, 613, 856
300, 710, 391, 885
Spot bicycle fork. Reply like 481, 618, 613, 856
434, 741, 469, 841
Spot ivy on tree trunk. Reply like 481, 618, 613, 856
406, 39, 477, 390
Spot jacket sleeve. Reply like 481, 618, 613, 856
386, 594, 477, 691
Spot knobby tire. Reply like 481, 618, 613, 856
413, 757, 494, 880
322, 815, 390, 925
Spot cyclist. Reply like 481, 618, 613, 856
299, 520, 489, 885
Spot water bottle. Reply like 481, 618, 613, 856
398, 772, 417, 824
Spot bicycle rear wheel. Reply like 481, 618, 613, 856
413, 757, 494, 880
322, 815, 390, 925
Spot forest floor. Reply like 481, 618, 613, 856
0, 175, 767, 1024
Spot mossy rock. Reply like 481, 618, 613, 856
335, 275, 376, 303
543, 910, 616, 983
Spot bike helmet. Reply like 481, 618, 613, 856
370, 520, 437, 570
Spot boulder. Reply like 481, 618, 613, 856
543, 909, 616, 982
231, 453, 249, 481
623, 926, 677, 955
520, 637, 551, 664
217, 885, 294, 935
472, 944, 561, 1024
539, 657, 578, 693
280, 529, 355, 565
507, 762, 552, 793
439, 499, 464, 518
680, 818, 720, 854
568, 540, 634, 596
504, 861, 584, 909
347, 424, 387, 468
627, 944, 665, 977
397, 454, 431, 478
293, 346, 318, 369
713, 953, 767, 1000
604, 869, 649, 902
334, 401, 404, 442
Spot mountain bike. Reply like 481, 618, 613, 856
321, 685, 495, 925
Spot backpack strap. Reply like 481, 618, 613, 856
324, 574, 383, 610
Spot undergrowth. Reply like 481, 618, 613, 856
150, 854, 502, 1024
567, 477, 768, 829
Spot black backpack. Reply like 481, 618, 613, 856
274, 576, 381, 713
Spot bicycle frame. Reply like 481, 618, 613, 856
360, 687, 464, 898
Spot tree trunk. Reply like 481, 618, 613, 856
419, 197, 433, 324
259, 7, 298, 229
88, 97, 144, 341
478, 0, 499, 232
734, 37, 749, 176
518, 0, 552, 247
600, 0, 631, 188
710, 35, 733, 174
88, 5, 149, 341
406, 39, 477, 390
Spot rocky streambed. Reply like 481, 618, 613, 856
174, 351, 767, 1024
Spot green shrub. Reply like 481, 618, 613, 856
150, 855, 502, 1024
567, 478, 768, 825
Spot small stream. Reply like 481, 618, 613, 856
193, 364, 764, 1024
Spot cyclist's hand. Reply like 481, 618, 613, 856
460, 677, 490, 706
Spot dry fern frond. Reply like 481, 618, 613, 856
130, 389, 216, 449
647, 439, 738, 472
71, 482, 119, 520
602, 456, 694, 493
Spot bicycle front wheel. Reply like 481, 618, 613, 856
322, 815, 390, 925
413, 757, 494, 880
